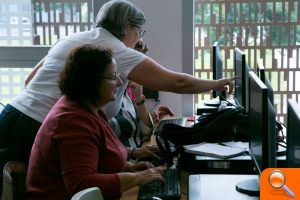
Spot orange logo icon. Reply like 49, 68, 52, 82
268, 170, 295, 198
261, 168, 300, 199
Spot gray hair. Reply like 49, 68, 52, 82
95, 0, 146, 39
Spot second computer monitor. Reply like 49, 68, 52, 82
249, 71, 276, 172
236, 72, 276, 196
286, 99, 300, 167
212, 42, 225, 99
256, 59, 274, 106
234, 48, 249, 113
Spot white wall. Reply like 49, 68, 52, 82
129, 0, 185, 115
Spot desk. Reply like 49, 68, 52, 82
189, 174, 259, 200
119, 118, 253, 199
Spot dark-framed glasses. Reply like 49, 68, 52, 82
100, 72, 121, 83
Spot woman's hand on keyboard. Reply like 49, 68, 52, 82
123, 161, 154, 172
136, 167, 165, 186
135, 145, 162, 160
133, 161, 154, 171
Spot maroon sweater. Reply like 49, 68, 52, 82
23, 96, 127, 200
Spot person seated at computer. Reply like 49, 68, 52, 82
24, 45, 164, 200
110, 81, 174, 159
109, 40, 174, 160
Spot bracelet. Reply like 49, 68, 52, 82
130, 147, 137, 159
135, 95, 145, 105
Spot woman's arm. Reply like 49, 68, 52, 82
128, 82, 152, 127
128, 57, 236, 94
25, 57, 45, 87
57, 117, 162, 199
126, 146, 162, 160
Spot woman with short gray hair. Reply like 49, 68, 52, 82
95, 0, 146, 39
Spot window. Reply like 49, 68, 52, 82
9, 4, 18, 13
194, 0, 300, 123
22, 28, 31, 36
0, 16, 6, 24
0, 0, 97, 105
10, 17, 18, 25
22, 4, 30, 12
0, 4, 6, 12
22, 17, 30, 25
11, 28, 19, 36
0, 28, 7, 36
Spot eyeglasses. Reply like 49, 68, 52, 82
100, 72, 121, 83
138, 29, 146, 38
132, 25, 146, 38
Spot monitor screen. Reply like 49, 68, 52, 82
212, 42, 224, 99
249, 71, 276, 173
286, 99, 300, 167
234, 48, 249, 113
256, 60, 274, 105
236, 72, 276, 196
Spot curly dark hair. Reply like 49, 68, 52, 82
59, 44, 113, 106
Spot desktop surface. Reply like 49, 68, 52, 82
189, 174, 259, 200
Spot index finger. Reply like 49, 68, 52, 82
229, 76, 239, 81
227, 78, 235, 94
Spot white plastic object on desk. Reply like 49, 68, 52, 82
218, 101, 228, 111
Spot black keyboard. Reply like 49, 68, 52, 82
137, 168, 181, 200
154, 118, 186, 135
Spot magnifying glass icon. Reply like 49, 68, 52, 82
268, 170, 295, 198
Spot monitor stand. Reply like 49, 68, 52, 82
219, 91, 227, 102
204, 91, 228, 107
235, 178, 260, 196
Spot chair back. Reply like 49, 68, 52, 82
0, 149, 17, 197
71, 187, 103, 200
1, 161, 27, 200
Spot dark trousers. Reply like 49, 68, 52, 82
0, 104, 41, 164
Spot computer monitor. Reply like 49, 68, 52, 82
212, 41, 226, 100
286, 99, 300, 167
256, 59, 274, 105
236, 71, 276, 196
234, 48, 250, 113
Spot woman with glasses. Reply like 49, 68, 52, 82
24, 44, 164, 200
0, 0, 235, 165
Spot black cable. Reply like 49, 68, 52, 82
277, 135, 286, 144
0, 102, 5, 107
280, 130, 286, 143
277, 142, 287, 149
278, 120, 287, 129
